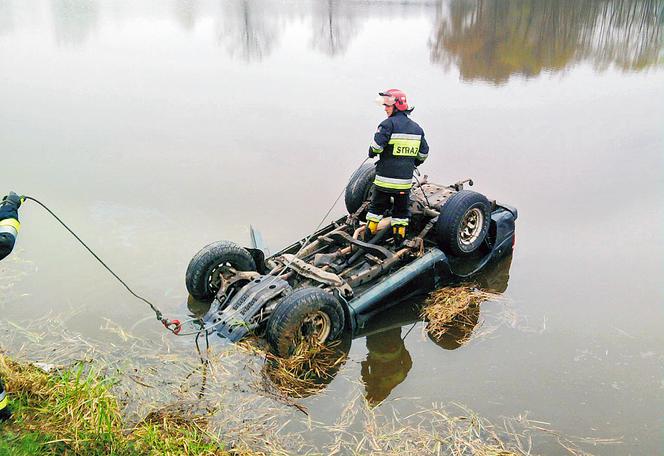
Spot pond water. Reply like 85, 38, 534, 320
1, 0, 662, 454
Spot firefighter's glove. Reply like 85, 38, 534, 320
1, 192, 22, 209
368, 151, 377, 158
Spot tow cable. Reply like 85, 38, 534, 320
18, 157, 371, 338
22, 196, 182, 335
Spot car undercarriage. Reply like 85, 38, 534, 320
185, 164, 517, 356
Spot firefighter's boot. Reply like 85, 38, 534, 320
392, 225, 406, 246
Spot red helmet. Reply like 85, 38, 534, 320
378, 89, 409, 111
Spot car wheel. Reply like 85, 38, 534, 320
266, 288, 345, 357
435, 190, 491, 257
185, 240, 257, 301
344, 162, 376, 215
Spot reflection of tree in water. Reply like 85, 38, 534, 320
51, 0, 98, 47
0, 0, 15, 37
311, 0, 359, 56
217, 0, 280, 62
430, 0, 663, 84
581, 0, 663, 71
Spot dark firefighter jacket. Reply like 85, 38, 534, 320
369, 110, 429, 193
0, 202, 19, 261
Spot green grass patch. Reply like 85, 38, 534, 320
0, 355, 233, 455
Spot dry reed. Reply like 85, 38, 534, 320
422, 285, 502, 342
0, 308, 620, 456
237, 337, 348, 402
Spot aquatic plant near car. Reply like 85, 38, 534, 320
422, 285, 503, 342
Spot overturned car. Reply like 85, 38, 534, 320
185, 163, 517, 356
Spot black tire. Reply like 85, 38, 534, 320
344, 163, 376, 215
435, 190, 491, 257
266, 288, 345, 357
185, 240, 257, 300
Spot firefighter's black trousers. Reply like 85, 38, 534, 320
367, 188, 410, 226
0, 377, 10, 421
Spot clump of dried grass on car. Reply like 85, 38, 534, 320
422, 285, 501, 340
238, 336, 348, 402
262, 339, 347, 399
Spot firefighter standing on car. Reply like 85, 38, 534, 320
367, 89, 429, 243
0, 191, 23, 422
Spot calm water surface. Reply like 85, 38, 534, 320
1, 1, 662, 454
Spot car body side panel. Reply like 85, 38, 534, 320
345, 248, 448, 330
346, 208, 516, 331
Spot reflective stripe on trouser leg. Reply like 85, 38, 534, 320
366, 212, 383, 223
392, 191, 410, 224
367, 189, 391, 223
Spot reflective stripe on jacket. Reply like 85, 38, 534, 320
368, 111, 429, 192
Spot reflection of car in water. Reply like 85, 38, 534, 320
184, 164, 517, 357
359, 253, 512, 404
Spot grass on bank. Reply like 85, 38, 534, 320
0, 354, 233, 456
